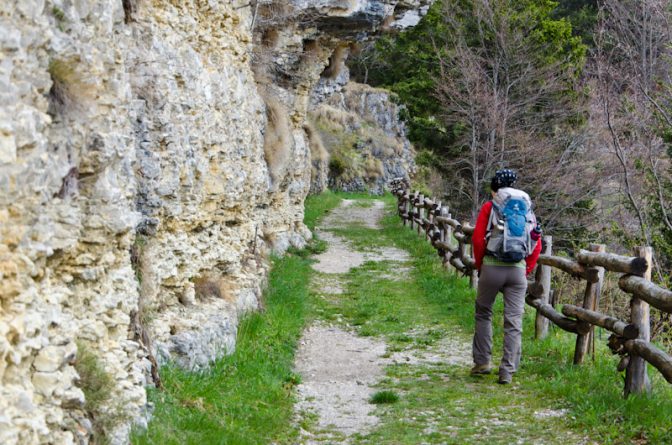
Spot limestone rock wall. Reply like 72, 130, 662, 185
0, 0, 429, 443
2, 2, 148, 444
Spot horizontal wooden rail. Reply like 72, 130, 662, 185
619, 275, 672, 313
435, 216, 461, 229
576, 250, 649, 276
608, 337, 672, 384
537, 255, 600, 283
624, 340, 672, 384
526, 297, 584, 334
562, 304, 639, 339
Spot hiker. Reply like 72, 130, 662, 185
470, 169, 542, 384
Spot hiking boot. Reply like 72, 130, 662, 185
497, 373, 512, 385
470, 364, 492, 375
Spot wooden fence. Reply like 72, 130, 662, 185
390, 178, 672, 397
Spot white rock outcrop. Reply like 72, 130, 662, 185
0, 0, 430, 443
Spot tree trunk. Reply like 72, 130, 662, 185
535, 236, 553, 340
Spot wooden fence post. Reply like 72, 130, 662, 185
417, 194, 424, 236
442, 210, 453, 274
535, 236, 553, 340
410, 191, 417, 229
445, 212, 453, 246
438, 208, 448, 269
466, 242, 478, 289
574, 244, 605, 364
625, 246, 653, 396
426, 200, 435, 242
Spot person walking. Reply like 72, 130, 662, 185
470, 169, 542, 384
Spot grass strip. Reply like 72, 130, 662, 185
132, 254, 312, 445
304, 191, 342, 231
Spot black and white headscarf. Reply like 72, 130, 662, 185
491, 169, 517, 191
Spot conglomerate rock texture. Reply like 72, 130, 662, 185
0, 0, 429, 443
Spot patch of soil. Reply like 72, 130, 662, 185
318, 199, 386, 230
387, 335, 473, 367
294, 324, 387, 443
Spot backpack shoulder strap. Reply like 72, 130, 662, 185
486, 200, 498, 233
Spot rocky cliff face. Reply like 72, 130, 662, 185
309, 73, 416, 194
0, 1, 429, 443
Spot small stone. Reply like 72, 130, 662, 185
0, 131, 16, 164
74, 253, 96, 266
32, 371, 60, 397
14, 390, 34, 412
33, 346, 65, 372
61, 387, 85, 409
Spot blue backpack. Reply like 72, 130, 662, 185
485, 188, 537, 262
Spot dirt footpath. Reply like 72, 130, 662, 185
293, 199, 469, 444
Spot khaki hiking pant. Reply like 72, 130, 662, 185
472, 264, 527, 377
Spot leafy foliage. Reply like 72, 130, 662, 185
350, 4, 452, 152
75, 342, 127, 443
552, 0, 598, 45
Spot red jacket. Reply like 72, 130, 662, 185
472, 201, 542, 276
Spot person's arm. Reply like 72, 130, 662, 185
525, 235, 543, 275
473, 201, 492, 271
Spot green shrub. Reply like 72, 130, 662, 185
369, 390, 400, 404
329, 156, 347, 177
75, 342, 114, 414
75, 342, 129, 443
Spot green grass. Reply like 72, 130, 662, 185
133, 192, 672, 444
370, 390, 400, 404
304, 190, 382, 232
75, 341, 126, 443
304, 191, 342, 231
523, 332, 672, 443
132, 254, 313, 445
303, 194, 672, 444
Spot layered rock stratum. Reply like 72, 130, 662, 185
0, 1, 429, 443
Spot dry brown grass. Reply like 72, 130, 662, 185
304, 121, 329, 163
193, 275, 236, 303
122, 0, 140, 23
194, 276, 222, 300
261, 93, 293, 187
303, 39, 320, 56
321, 45, 349, 79
311, 104, 358, 130
299, 38, 324, 69
255, 2, 296, 28
47, 57, 96, 115
364, 157, 384, 180
305, 121, 329, 188
343, 81, 389, 96
261, 29, 280, 48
